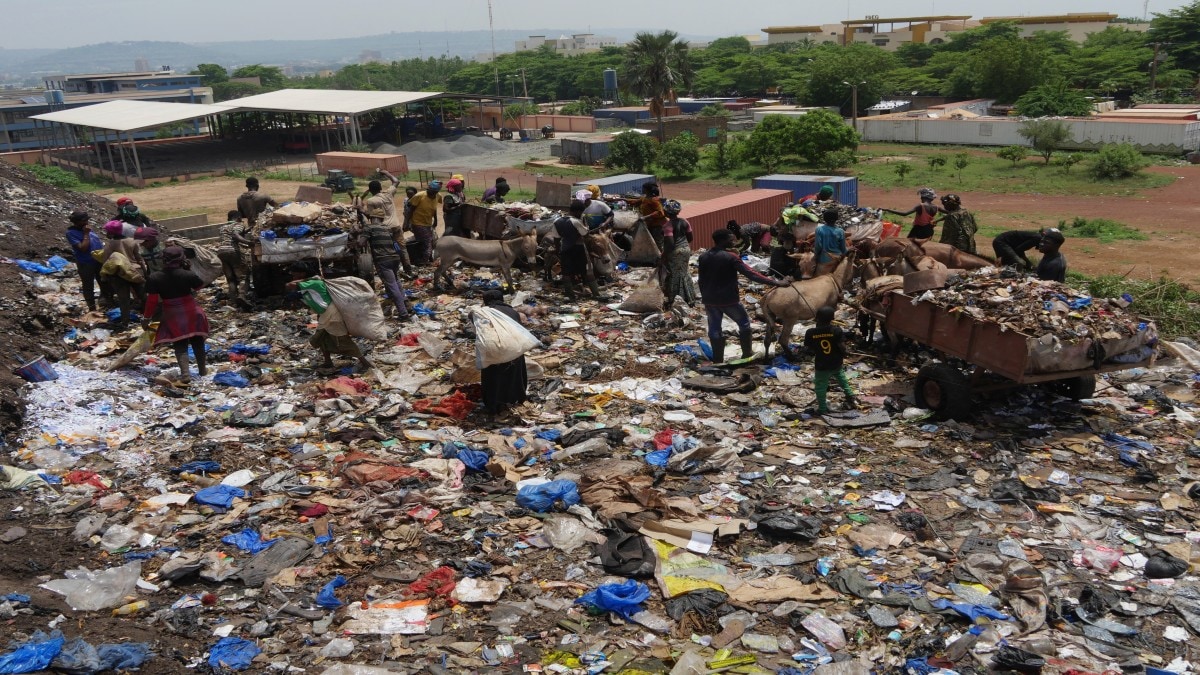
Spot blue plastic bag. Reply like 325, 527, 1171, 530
673, 344, 702, 360
97, 642, 152, 670
534, 429, 562, 442
173, 460, 220, 474
14, 257, 69, 275
260, 230, 277, 240
213, 371, 250, 388
286, 224, 312, 238
412, 303, 436, 317
315, 575, 347, 608
515, 479, 580, 512
51, 636, 99, 673
2, 594, 28, 604
457, 448, 490, 472
105, 308, 141, 322
574, 580, 650, 619
221, 528, 277, 554
930, 597, 1011, 622
0, 631, 64, 674
644, 450, 671, 467
208, 637, 260, 671
195, 485, 246, 509
229, 343, 270, 355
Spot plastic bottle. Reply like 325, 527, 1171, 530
179, 472, 218, 487
246, 496, 287, 514
112, 600, 148, 616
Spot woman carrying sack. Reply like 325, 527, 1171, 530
97, 220, 147, 329
142, 246, 209, 386
287, 264, 375, 373
659, 199, 697, 311
477, 289, 529, 415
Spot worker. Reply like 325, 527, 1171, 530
936, 194, 978, 255
803, 305, 858, 414
801, 185, 836, 206
482, 177, 511, 204
287, 264, 374, 373
360, 204, 411, 321
580, 188, 613, 231
627, 182, 668, 250
768, 230, 799, 279
407, 181, 443, 264
142, 246, 210, 387
360, 170, 415, 278
813, 208, 848, 277
97, 219, 146, 329
1035, 228, 1068, 282
217, 209, 255, 308
479, 289, 528, 415
659, 199, 697, 311
727, 220, 769, 253
554, 199, 602, 301
698, 229, 790, 363
992, 229, 1043, 270
114, 197, 153, 228
442, 178, 468, 238
236, 177, 278, 227
135, 227, 165, 274
882, 187, 940, 239
65, 210, 113, 312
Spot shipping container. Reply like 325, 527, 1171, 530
752, 175, 859, 207
560, 137, 612, 165
573, 173, 658, 197
535, 180, 573, 208
592, 106, 652, 126
680, 189, 792, 251
315, 152, 408, 178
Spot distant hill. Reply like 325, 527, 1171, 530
5, 29, 719, 78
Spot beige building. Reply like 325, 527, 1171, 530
762, 24, 842, 46
515, 33, 619, 55
980, 13, 1148, 40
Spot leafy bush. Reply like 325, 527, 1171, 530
1014, 81, 1093, 117
996, 145, 1029, 167
927, 156, 946, 171
816, 149, 858, 173
21, 164, 82, 190
1056, 153, 1083, 174
894, 162, 911, 180
794, 109, 859, 165
1071, 274, 1200, 340
743, 115, 797, 173
698, 104, 731, 118
657, 131, 700, 177
953, 153, 970, 181
1089, 143, 1148, 179
705, 132, 740, 176
1017, 119, 1071, 164
607, 132, 658, 173
1058, 216, 1147, 243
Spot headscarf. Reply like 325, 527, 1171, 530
818, 185, 834, 198
586, 185, 601, 199
574, 189, 593, 202
115, 197, 133, 207
446, 178, 463, 192
918, 187, 936, 201
162, 246, 187, 270
451, 174, 465, 181
134, 226, 159, 241
103, 220, 125, 237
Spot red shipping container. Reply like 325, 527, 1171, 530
680, 189, 791, 251
315, 152, 408, 178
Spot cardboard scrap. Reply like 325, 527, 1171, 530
729, 576, 840, 604
639, 518, 751, 554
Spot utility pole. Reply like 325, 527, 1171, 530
488, 0, 499, 97
520, 68, 528, 99
843, 80, 865, 132
1150, 42, 1162, 90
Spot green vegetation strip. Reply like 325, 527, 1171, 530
1070, 273, 1200, 340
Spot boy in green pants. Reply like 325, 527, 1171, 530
803, 306, 858, 414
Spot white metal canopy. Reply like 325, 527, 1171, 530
215, 89, 444, 116
30, 100, 230, 132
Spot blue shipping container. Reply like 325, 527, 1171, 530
574, 173, 658, 197
751, 174, 859, 207
592, 108, 652, 126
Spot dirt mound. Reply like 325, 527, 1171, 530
0, 163, 114, 438
397, 134, 508, 164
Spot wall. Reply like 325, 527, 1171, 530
516, 115, 596, 133
859, 116, 1200, 154
634, 115, 728, 145
0, 149, 44, 166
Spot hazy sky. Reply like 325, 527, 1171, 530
0, 0, 1188, 49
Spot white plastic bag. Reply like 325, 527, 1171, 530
325, 276, 387, 341
472, 306, 541, 369
40, 561, 142, 611
168, 236, 222, 285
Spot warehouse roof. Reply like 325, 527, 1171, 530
215, 89, 446, 116
30, 99, 229, 132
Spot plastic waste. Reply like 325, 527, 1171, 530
1080, 544, 1122, 572
543, 515, 590, 552
515, 479, 580, 512
212, 371, 250, 388
207, 637, 260, 671
0, 631, 64, 674
194, 485, 246, 509
801, 613, 847, 650
111, 600, 148, 616
221, 529, 277, 554
316, 575, 347, 608
320, 638, 354, 658
99, 524, 138, 552
96, 643, 152, 671
670, 650, 707, 675
575, 580, 651, 619
1144, 550, 1189, 579
991, 645, 1045, 673
40, 562, 142, 611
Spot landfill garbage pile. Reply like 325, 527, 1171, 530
1, 169, 1200, 675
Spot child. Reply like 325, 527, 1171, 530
804, 305, 858, 414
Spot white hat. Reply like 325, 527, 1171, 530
574, 189, 593, 202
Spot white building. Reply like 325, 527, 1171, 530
515, 34, 619, 55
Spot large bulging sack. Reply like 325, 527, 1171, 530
271, 202, 323, 224
325, 276, 387, 341
626, 222, 661, 265
472, 306, 541, 369
618, 276, 665, 313
100, 251, 144, 284
168, 236, 222, 285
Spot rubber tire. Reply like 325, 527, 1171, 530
1049, 374, 1097, 400
914, 363, 972, 420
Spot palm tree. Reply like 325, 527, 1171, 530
623, 31, 694, 143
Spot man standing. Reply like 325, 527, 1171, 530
360, 205, 411, 321
992, 229, 1043, 269
1035, 228, 1067, 282
236, 177, 277, 227
698, 230, 790, 363
937, 194, 978, 255
217, 209, 255, 308
65, 210, 111, 312
362, 169, 414, 277
812, 208, 848, 277
407, 181, 443, 264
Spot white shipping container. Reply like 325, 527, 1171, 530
859, 116, 1200, 154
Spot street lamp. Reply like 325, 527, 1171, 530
843, 80, 866, 131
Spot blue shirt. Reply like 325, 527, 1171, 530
814, 224, 847, 264
66, 227, 104, 266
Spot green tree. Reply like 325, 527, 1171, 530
503, 102, 539, 122
1017, 119, 1072, 164
1090, 143, 1148, 179
1015, 80, 1094, 117
1149, 0, 1200, 72
190, 63, 228, 84
794, 109, 859, 165
607, 132, 658, 173
744, 115, 799, 173
997, 145, 1030, 167
1063, 27, 1153, 93
705, 132, 740, 176
231, 65, 286, 90
816, 149, 858, 173
804, 44, 898, 113
624, 31, 694, 141
927, 156, 947, 171
946, 36, 1049, 103
894, 162, 912, 181
559, 96, 601, 116
698, 104, 731, 118
657, 131, 700, 177
953, 153, 970, 181
1057, 153, 1084, 173
212, 81, 262, 102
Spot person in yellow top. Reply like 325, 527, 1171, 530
406, 181, 443, 264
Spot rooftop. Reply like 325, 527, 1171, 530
842, 15, 971, 25
980, 12, 1117, 24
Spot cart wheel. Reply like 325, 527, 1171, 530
914, 363, 972, 420
1047, 374, 1097, 400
